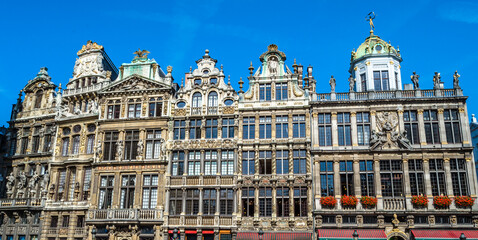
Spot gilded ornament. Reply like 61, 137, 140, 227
77, 40, 104, 55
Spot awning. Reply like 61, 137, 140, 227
318, 229, 387, 240
236, 232, 312, 240
412, 230, 478, 240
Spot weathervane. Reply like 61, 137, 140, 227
366, 12, 376, 34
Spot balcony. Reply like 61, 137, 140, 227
207, 107, 218, 115
62, 82, 107, 96
0, 198, 44, 208
313, 89, 461, 102
167, 216, 233, 227
86, 208, 163, 222
191, 107, 202, 115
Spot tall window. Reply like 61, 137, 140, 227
221, 151, 234, 175
340, 161, 354, 196
259, 117, 272, 139
72, 135, 80, 155
373, 70, 389, 91
67, 169, 76, 201
34, 90, 43, 109
242, 187, 255, 217
127, 99, 141, 118
360, 160, 375, 196
318, 113, 332, 146
275, 83, 288, 100
107, 100, 121, 119
275, 116, 288, 138
337, 113, 351, 146
103, 131, 119, 161
380, 160, 403, 198
259, 187, 272, 217
320, 161, 334, 196
424, 110, 440, 144
444, 109, 462, 144
172, 151, 185, 176
258, 151, 272, 174
360, 73, 367, 91
82, 168, 92, 201
188, 151, 201, 175
32, 127, 40, 153
61, 138, 70, 156
409, 159, 425, 196
142, 175, 158, 209
242, 151, 255, 175
86, 135, 95, 154
50, 216, 58, 228
429, 159, 447, 196
204, 150, 218, 175
222, 118, 234, 138
173, 120, 186, 140
220, 189, 234, 215
242, 117, 255, 140
185, 190, 200, 215
208, 92, 218, 113
189, 119, 201, 139
169, 189, 182, 215
203, 189, 217, 215
120, 175, 136, 209
294, 187, 308, 217
43, 133, 52, 152
293, 115, 306, 138
259, 84, 271, 101
62, 216, 69, 228
205, 119, 218, 139
145, 130, 162, 159
356, 112, 370, 145
450, 159, 469, 196
98, 176, 114, 209
192, 92, 202, 114
276, 150, 289, 174
148, 97, 162, 117
403, 110, 420, 144
293, 150, 307, 174
276, 187, 289, 217
124, 130, 139, 160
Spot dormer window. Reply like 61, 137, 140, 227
203, 70, 209, 75
194, 79, 201, 85
373, 70, 389, 91
210, 78, 217, 85
259, 84, 271, 101
375, 45, 382, 52
34, 90, 43, 109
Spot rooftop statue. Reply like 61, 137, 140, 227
411, 72, 420, 89
134, 48, 150, 59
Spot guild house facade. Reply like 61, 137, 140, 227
1, 24, 478, 240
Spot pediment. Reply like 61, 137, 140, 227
23, 79, 56, 93
100, 74, 170, 93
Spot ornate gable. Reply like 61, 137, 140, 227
100, 74, 170, 93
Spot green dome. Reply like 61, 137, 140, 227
351, 33, 401, 63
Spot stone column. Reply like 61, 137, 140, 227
254, 186, 259, 218
353, 159, 361, 197
217, 149, 222, 175
76, 166, 85, 201
198, 188, 204, 216
423, 159, 433, 209
444, 158, 456, 210
181, 188, 186, 215
164, 189, 170, 214
271, 185, 277, 218
134, 171, 142, 208
417, 109, 427, 146
314, 158, 321, 210
459, 107, 471, 146
200, 150, 205, 176
374, 158, 383, 209
68, 214, 78, 240
351, 112, 358, 147
333, 160, 341, 210
289, 186, 294, 217
216, 187, 221, 215
403, 159, 412, 209
437, 109, 447, 145
237, 188, 242, 217
112, 171, 121, 208
271, 114, 276, 139
312, 112, 319, 148
466, 157, 477, 196
331, 112, 338, 147
184, 150, 189, 176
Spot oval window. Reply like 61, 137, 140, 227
375, 45, 382, 51
224, 99, 233, 106
73, 125, 82, 133
63, 128, 71, 136
87, 124, 96, 132
203, 70, 209, 74
177, 101, 186, 108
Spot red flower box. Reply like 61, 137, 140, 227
360, 196, 378, 209
433, 196, 452, 209
340, 195, 358, 208
411, 195, 429, 208
455, 196, 475, 208
321, 196, 337, 208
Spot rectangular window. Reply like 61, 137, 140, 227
173, 120, 186, 140
337, 113, 351, 146
450, 158, 469, 196
185, 190, 200, 215
294, 187, 307, 217
68, 169, 76, 201
76, 216, 85, 228
373, 70, 389, 91
107, 104, 121, 119
120, 175, 136, 209
242, 187, 255, 217
50, 216, 58, 227
293, 115, 306, 138
188, 119, 201, 139
403, 110, 420, 144
124, 130, 139, 160
318, 113, 332, 146
148, 98, 162, 117
275, 83, 288, 100
259, 151, 272, 174
62, 216, 69, 228
429, 159, 447, 196
86, 135, 95, 154
203, 189, 217, 215
360, 160, 375, 196
360, 73, 367, 91
242, 117, 255, 140
145, 130, 162, 159
204, 150, 218, 175
340, 160, 354, 196
103, 131, 119, 161
293, 150, 307, 174
380, 160, 403, 198
276, 150, 289, 174
58, 169, 66, 201
188, 151, 201, 175
356, 112, 370, 145
169, 189, 182, 215
423, 110, 440, 144
72, 135, 80, 155
275, 116, 289, 138
142, 174, 158, 209
128, 103, 141, 118
320, 161, 334, 196
61, 138, 70, 156
99, 176, 114, 209
82, 167, 92, 201
242, 151, 255, 175
172, 151, 185, 176
206, 119, 218, 139
220, 189, 234, 215
259, 187, 272, 217
43, 133, 52, 152
32, 134, 40, 153
222, 118, 234, 138
259, 84, 271, 101
221, 150, 234, 175
444, 109, 462, 143
259, 117, 272, 139
276, 187, 290, 217
408, 159, 425, 196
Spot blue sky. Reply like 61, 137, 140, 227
1, 0, 478, 125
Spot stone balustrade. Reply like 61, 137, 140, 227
0, 198, 44, 208
313, 89, 461, 102
62, 82, 107, 96
86, 208, 163, 222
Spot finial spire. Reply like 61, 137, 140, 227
366, 12, 376, 35
221, 64, 224, 72
239, 77, 244, 93
181, 78, 184, 88
248, 62, 254, 76
228, 75, 231, 85
189, 66, 192, 73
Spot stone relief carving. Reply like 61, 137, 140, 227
136, 140, 144, 160
116, 140, 124, 160
371, 111, 412, 150
6, 172, 15, 194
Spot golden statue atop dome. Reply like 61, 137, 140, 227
366, 12, 376, 34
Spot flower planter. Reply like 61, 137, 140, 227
433, 196, 452, 209
455, 196, 475, 208
411, 195, 429, 209
321, 196, 337, 209
341, 195, 358, 208
360, 196, 377, 209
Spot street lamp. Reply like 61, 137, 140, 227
258, 229, 264, 240
173, 228, 179, 240
460, 233, 466, 240
91, 227, 97, 240
353, 230, 359, 240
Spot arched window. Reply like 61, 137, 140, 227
34, 90, 43, 109
192, 92, 202, 108
208, 92, 218, 107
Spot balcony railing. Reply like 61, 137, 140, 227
383, 198, 406, 210
191, 107, 202, 115
207, 107, 218, 115
87, 208, 163, 221
62, 82, 107, 96
0, 198, 44, 208
313, 89, 461, 102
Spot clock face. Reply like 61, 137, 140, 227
375, 45, 382, 51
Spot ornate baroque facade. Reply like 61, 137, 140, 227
1, 27, 477, 240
